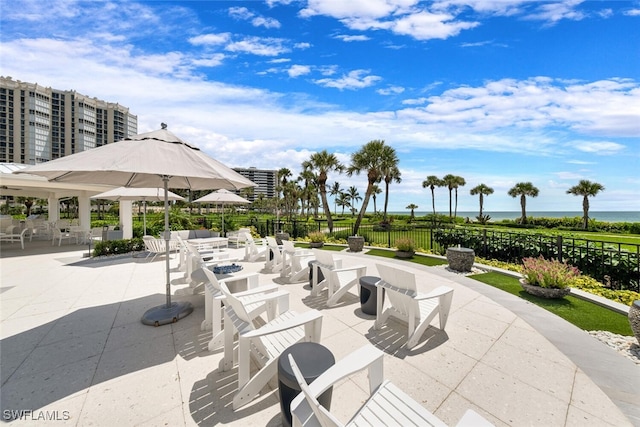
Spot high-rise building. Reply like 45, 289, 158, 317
0, 76, 137, 165
232, 167, 277, 201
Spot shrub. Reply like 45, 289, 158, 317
307, 231, 326, 243
521, 256, 580, 289
395, 237, 416, 252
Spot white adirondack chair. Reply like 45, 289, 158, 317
265, 236, 284, 272
281, 240, 315, 282
289, 344, 494, 427
244, 234, 268, 262
200, 266, 288, 351
309, 249, 342, 295
374, 263, 454, 350
312, 249, 366, 307
222, 290, 323, 410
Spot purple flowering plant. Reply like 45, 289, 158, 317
521, 256, 580, 289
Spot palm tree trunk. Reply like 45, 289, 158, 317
479, 193, 484, 217
454, 188, 459, 219
582, 196, 589, 229
431, 188, 436, 216
448, 189, 453, 220
353, 185, 373, 235
520, 195, 527, 224
320, 188, 333, 233
383, 181, 390, 221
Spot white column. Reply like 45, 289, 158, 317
47, 194, 59, 223
78, 192, 91, 231
120, 200, 133, 239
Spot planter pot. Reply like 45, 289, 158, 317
275, 232, 290, 245
348, 236, 364, 252
446, 247, 475, 272
309, 242, 324, 248
395, 250, 415, 259
519, 278, 570, 299
629, 300, 640, 345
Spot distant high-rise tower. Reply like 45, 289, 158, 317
233, 167, 277, 201
0, 76, 138, 164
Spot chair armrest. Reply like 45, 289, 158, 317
238, 289, 289, 306
218, 273, 259, 286
299, 344, 384, 400
230, 283, 279, 298
414, 286, 454, 301
331, 264, 366, 274
241, 309, 322, 339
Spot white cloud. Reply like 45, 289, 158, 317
252, 16, 281, 29
300, 0, 418, 20
189, 33, 231, 46
225, 37, 290, 56
192, 54, 226, 68
402, 97, 428, 105
314, 69, 382, 90
335, 34, 371, 42
294, 42, 312, 49
229, 7, 254, 20
523, 0, 586, 24
287, 65, 311, 78
390, 11, 480, 40
572, 141, 625, 155
624, 9, 640, 16
377, 85, 405, 95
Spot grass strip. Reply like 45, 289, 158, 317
364, 249, 449, 267
294, 243, 346, 251
470, 272, 633, 335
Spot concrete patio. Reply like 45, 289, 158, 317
1, 239, 638, 426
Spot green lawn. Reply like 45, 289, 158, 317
364, 248, 449, 267
470, 272, 633, 335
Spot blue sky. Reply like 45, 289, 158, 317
1, 0, 639, 213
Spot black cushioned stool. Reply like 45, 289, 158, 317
359, 276, 384, 315
278, 342, 335, 427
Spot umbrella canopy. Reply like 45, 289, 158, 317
193, 189, 249, 204
91, 187, 185, 236
16, 125, 256, 326
194, 189, 250, 234
16, 127, 255, 190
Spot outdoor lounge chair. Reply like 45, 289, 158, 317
200, 266, 288, 351
281, 240, 315, 282
142, 235, 166, 262
0, 226, 29, 249
244, 234, 268, 262
288, 344, 494, 427
312, 249, 366, 307
265, 236, 284, 273
374, 263, 454, 350
222, 288, 323, 410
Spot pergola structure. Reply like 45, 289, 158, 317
0, 163, 136, 238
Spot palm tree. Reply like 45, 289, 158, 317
371, 184, 382, 214
347, 140, 386, 235
508, 182, 539, 224
346, 186, 362, 217
406, 203, 418, 222
441, 174, 457, 220
422, 175, 442, 219
337, 192, 350, 215
566, 180, 605, 229
380, 145, 401, 222
470, 184, 494, 220
306, 150, 344, 233
329, 181, 341, 215
453, 175, 466, 219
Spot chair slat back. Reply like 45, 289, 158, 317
376, 263, 418, 317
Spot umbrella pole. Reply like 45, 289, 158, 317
141, 176, 193, 326
143, 200, 147, 235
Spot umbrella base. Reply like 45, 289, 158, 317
141, 301, 194, 326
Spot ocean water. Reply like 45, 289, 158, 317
388, 211, 640, 223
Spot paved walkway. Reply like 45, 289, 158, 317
1, 240, 638, 426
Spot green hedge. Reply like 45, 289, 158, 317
93, 238, 145, 257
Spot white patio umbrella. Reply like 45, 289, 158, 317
193, 189, 249, 235
91, 187, 185, 235
16, 124, 256, 326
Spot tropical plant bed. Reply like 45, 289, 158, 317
471, 272, 633, 335
295, 243, 345, 252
